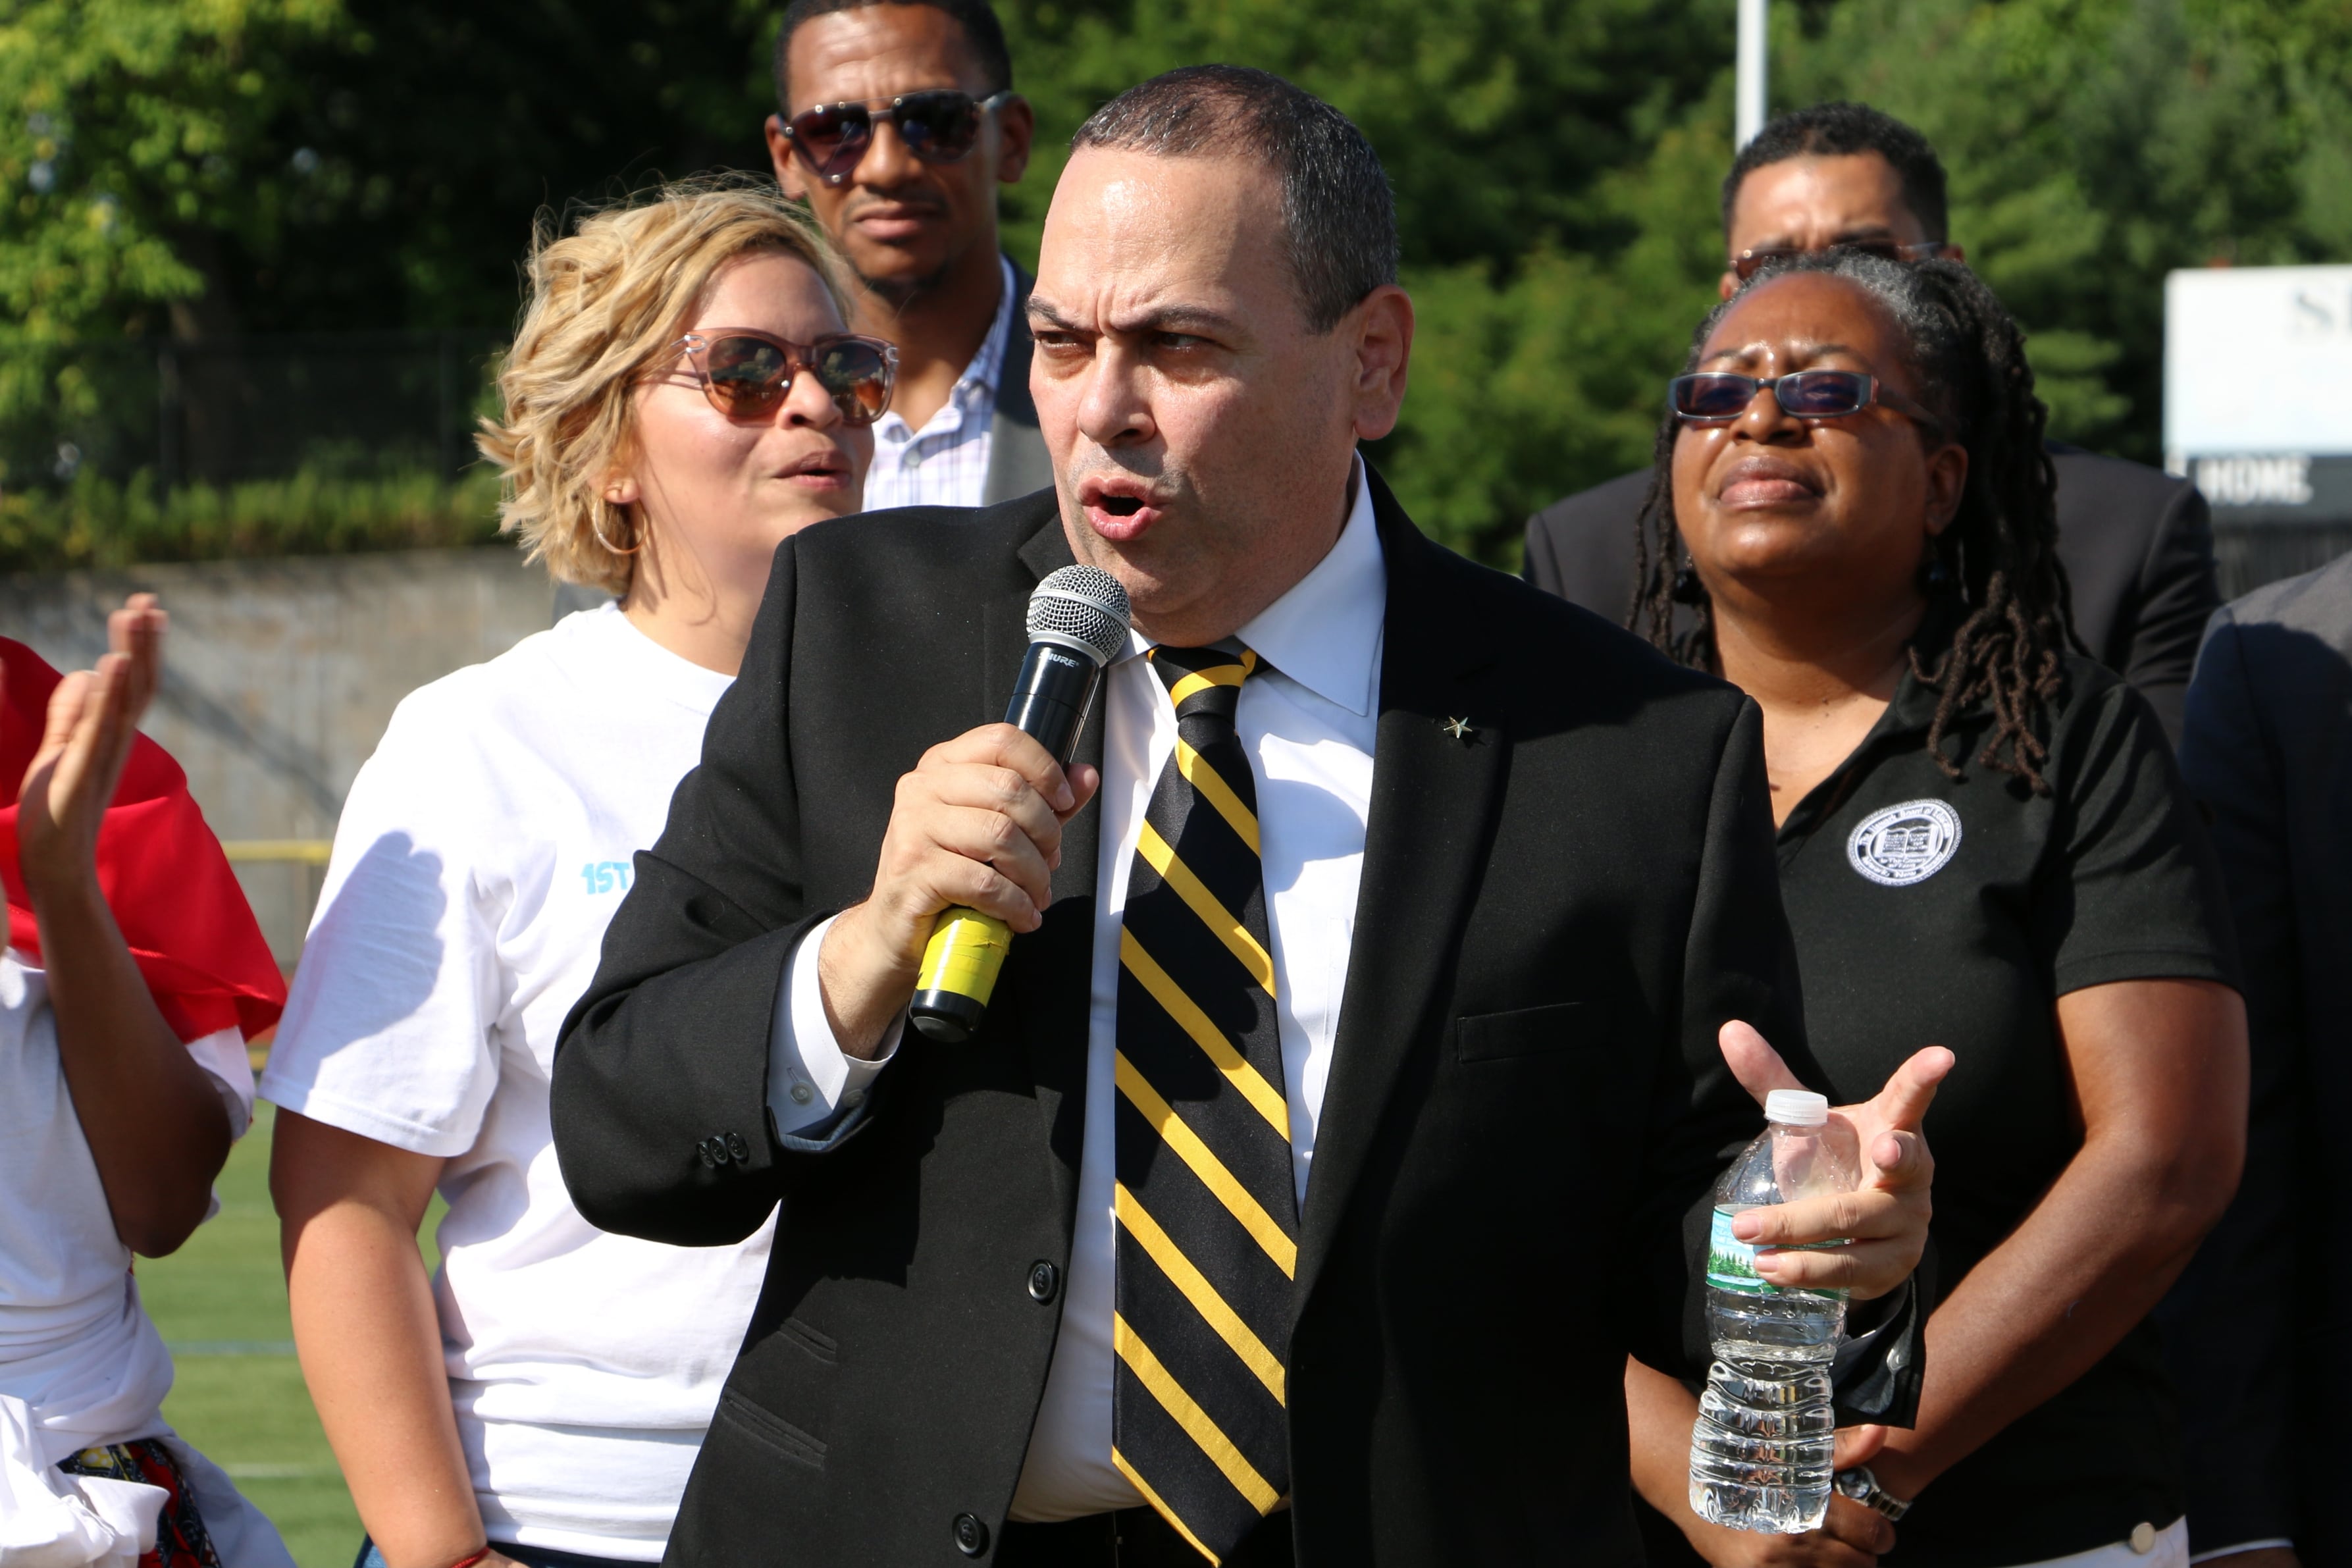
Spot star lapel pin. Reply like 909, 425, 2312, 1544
1442, 716, 1476, 743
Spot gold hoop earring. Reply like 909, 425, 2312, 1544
590, 500, 639, 556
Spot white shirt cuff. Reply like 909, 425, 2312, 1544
2191, 1542, 2295, 1563
766, 914, 903, 1136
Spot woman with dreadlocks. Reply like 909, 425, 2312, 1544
1619, 252, 2248, 1568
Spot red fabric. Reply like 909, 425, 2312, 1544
0, 637, 285, 1043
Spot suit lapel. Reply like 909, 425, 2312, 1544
1000, 512, 1099, 1221
1294, 478, 1507, 1317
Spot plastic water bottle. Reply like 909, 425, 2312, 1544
1688, 1088, 1862, 1533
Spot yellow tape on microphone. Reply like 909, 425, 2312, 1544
910, 907, 1012, 1042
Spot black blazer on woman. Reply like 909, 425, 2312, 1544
549, 475, 1921, 1566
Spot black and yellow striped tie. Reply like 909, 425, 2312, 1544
1111, 643, 1295, 1564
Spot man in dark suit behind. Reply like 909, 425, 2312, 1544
1523, 102, 2220, 745
2155, 552, 2352, 1568
557, 67, 1946, 1567
766, 0, 1053, 506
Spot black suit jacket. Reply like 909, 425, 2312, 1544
2156, 552, 2352, 1561
551, 475, 1920, 1566
1521, 446, 2222, 745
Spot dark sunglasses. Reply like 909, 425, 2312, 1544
779, 88, 1017, 187
1731, 238, 1952, 281
661, 330, 899, 426
1669, 369, 1943, 432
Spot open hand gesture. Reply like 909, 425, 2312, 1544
1715, 1018, 1950, 1302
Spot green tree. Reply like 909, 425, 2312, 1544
1779, 0, 2352, 465
228, 0, 777, 333
7, 0, 2347, 570
0, 0, 344, 435
0, 0, 783, 488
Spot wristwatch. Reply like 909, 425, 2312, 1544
1833, 1465, 1913, 1521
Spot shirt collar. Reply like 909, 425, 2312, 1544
874, 255, 1018, 438
1772, 596, 1975, 844
1879, 595, 1970, 739
1120, 454, 1386, 719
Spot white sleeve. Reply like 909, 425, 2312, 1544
257, 696, 503, 1157
767, 914, 901, 1136
183, 1027, 255, 1140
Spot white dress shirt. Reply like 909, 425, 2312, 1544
860, 255, 1017, 512
767, 459, 1386, 1519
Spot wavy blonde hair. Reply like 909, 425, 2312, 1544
477, 176, 851, 595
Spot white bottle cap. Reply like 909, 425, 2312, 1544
1765, 1089, 1829, 1127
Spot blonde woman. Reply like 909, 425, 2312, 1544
263, 179, 893, 1568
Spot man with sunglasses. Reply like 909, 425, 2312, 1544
767, 0, 1051, 513
1523, 99, 2221, 745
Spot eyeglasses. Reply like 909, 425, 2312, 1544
1669, 369, 1942, 432
1731, 238, 1952, 282
779, 89, 1017, 187
660, 330, 899, 426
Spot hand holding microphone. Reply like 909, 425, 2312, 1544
817, 567, 1130, 1055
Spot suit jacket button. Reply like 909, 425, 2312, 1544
953, 1513, 989, 1556
1028, 1261, 1059, 1303
696, 1139, 719, 1168
726, 1132, 750, 1161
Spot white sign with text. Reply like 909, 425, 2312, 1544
2165, 264, 2352, 461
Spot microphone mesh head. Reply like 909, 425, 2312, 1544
1028, 565, 1131, 667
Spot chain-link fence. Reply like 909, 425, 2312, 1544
3, 331, 502, 492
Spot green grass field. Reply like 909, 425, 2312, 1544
136, 1104, 444, 1568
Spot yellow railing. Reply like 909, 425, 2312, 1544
220, 840, 334, 866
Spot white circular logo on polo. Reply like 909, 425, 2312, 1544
1846, 800, 1962, 887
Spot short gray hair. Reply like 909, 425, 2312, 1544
1072, 66, 1398, 334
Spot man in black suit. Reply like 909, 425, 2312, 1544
1523, 101, 2220, 745
557, 67, 1945, 1567
2155, 553, 2352, 1568
766, 0, 1051, 506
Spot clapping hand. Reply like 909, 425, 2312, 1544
1715, 1019, 1950, 1302
11, 595, 165, 910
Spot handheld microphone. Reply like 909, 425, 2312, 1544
910, 564, 1131, 1043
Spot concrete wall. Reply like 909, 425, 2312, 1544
1, 546, 563, 967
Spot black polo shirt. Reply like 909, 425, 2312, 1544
1773, 612, 2238, 1566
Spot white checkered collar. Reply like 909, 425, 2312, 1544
874, 254, 1018, 442
956, 253, 1018, 405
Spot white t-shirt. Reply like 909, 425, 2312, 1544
262, 604, 774, 1561
0, 954, 251, 1454
0, 953, 293, 1565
